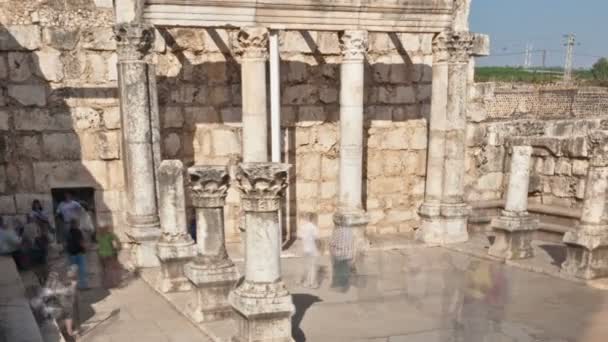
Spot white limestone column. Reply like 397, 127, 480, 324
155, 160, 196, 293
439, 32, 474, 243
185, 165, 238, 323
417, 32, 449, 244
238, 27, 269, 163
115, 23, 161, 268
562, 131, 608, 279
504, 146, 533, 213
333, 30, 369, 251
229, 163, 294, 342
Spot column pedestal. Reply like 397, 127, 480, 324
229, 163, 294, 342
489, 145, 537, 259
562, 133, 608, 279
155, 160, 196, 293
184, 166, 239, 323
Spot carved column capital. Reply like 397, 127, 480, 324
446, 31, 474, 64
235, 163, 290, 212
432, 32, 450, 63
188, 166, 230, 208
114, 23, 154, 62
340, 30, 368, 61
588, 131, 608, 167
237, 26, 269, 60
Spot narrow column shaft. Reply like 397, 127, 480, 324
196, 207, 225, 257
581, 166, 608, 226
339, 59, 365, 209
239, 27, 269, 163
158, 161, 187, 236
115, 23, 161, 267
505, 146, 533, 213
245, 211, 281, 283
423, 33, 449, 205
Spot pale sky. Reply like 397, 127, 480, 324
470, 0, 608, 68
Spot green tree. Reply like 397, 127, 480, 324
591, 57, 608, 81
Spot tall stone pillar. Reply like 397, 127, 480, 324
334, 30, 369, 251
185, 166, 239, 323
115, 23, 162, 267
238, 27, 269, 163
562, 132, 608, 279
417, 32, 449, 244
155, 160, 196, 293
440, 31, 473, 243
229, 163, 294, 342
489, 145, 538, 259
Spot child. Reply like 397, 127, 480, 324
299, 212, 320, 288
97, 226, 120, 288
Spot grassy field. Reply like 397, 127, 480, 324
474, 66, 603, 85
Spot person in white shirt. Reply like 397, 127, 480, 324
0, 217, 24, 269
55, 192, 84, 244
299, 212, 320, 288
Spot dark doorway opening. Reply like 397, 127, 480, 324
51, 187, 97, 243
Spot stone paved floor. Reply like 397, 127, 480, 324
138, 246, 608, 342
62, 244, 608, 342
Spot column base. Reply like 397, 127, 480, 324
156, 238, 196, 293
228, 280, 295, 342
184, 259, 240, 323
562, 227, 608, 280
333, 210, 369, 252
127, 226, 161, 268
488, 211, 538, 260
416, 202, 470, 245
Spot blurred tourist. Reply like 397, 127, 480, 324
0, 216, 24, 270
97, 225, 121, 288
299, 212, 320, 288
66, 220, 89, 290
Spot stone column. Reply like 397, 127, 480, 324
238, 27, 269, 163
440, 31, 474, 243
155, 160, 196, 293
489, 145, 538, 259
334, 30, 369, 251
562, 132, 608, 279
185, 165, 239, 323
417, 32, 449, 244
229, 163, 294, 342
115, 23, 162, 268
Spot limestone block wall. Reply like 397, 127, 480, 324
466, 83, 608, 209
0, 0, 432, 242
0, 1, 125, 235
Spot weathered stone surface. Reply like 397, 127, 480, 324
97, 131, 121, 160
42, 133, 81, 160
42, 27, 80, 50
82, 27, 116, 50
164, 133, 182, 158
211, 129, 240, 156
0, 195, 16, 215
8, 84, 46, 106
34, 49, 64, 81
8, 52, 32, 81
0, 110, 9, 130
103, 107, 121, 129
0, 26, 41, 51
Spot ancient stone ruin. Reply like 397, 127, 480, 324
1, 0, 608, 340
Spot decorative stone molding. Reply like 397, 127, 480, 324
340, 30, 368, 61
188, 165, 230, 208
235, 163, 290, 212
446, 31, 474, 64
237, 26, 269, 60
114, 23, 154, 62
588, 131, 608, 167
432, 32, 450, 63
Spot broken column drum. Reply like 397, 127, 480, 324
229, 163, 294, 342
155, 160, 196, 293
185, 165, 239, 323
489, 145, 538, 259
334, 30, 369, 252
115, 22, 162, 268
562, 131, 608, 280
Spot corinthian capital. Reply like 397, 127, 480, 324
114, 23, 154, 62
588, 131, 608, 167
235, 163, 290, 212
188, 165, 230, 208
446, 31, 474, 64
432, 32, 450, 63
340, 30, 368, 61
237, 26, 269, 60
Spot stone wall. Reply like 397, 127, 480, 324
466, 83, 608, 209
0, 0, 431, 242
